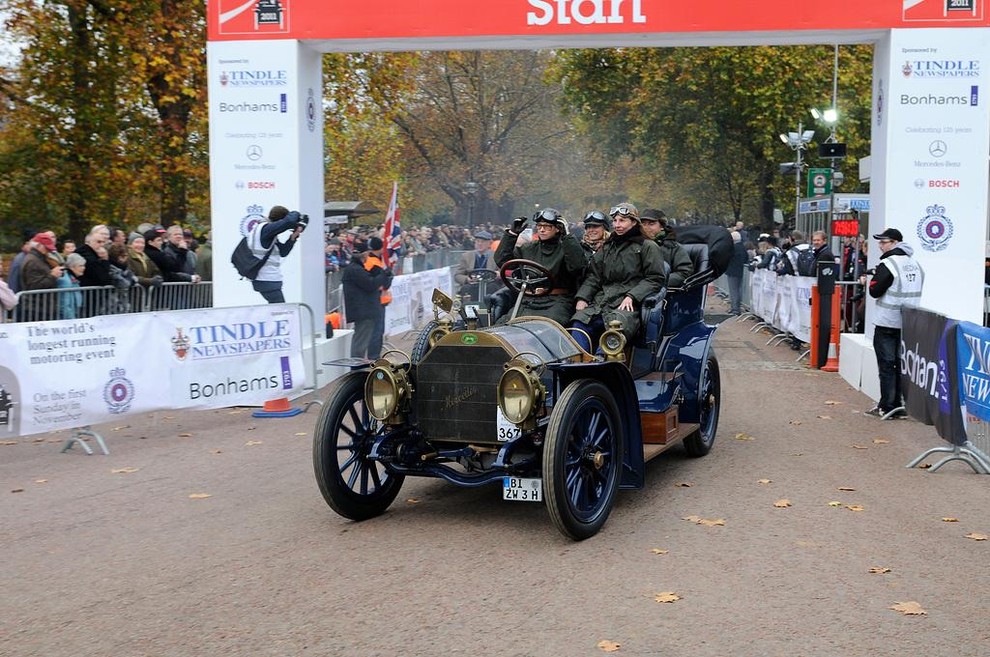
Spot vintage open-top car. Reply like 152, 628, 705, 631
314, 231, 727, 539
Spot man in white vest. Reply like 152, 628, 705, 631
862, 228, 925, 418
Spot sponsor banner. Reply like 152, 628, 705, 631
0, 305, 306, 438
747, 272, 811, 343
384, 267, 454, 336
901, 306, 966, 444
209, 1, 989, 42
956, 320, 990, 422
874, 28, 990, 324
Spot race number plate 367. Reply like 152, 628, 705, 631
503, 477, 542, 502
496, 407, 522, 442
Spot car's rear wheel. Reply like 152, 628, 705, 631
683, 352, 720, 457
543, 380, 623, 540
313, 371, 403, 520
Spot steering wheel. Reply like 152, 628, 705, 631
467, 268, 498, 283
499, 259, 554, 297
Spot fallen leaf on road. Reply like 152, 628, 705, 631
188, 493, 212, 500
245, 440, 263, 446
0, 440, 17, 446
918, 463, 932, 469
11, 488, 24, 493
682, 515, 725, 527
211, 449, 223, 454
817, 415, 832, 420
838, 487, 856, 491
735, 432, 754, 441
890, 601, 927, 616
852, 445, 869, 450
873, 438, 890, 445
828, 501, 843, 507
111, 425, 130, 431
294, 432, 307, 436
846, 504, 865, 512
654, 592, 681, 603
773, 499, 792, 508
406, 498, 420, 504
650, 548, 669, 555
824, 400, 842, 406
178, 432, 193, 438
597, 640, 621, 652
965, 532, 988, 541
757, 479, 772, 485
789, 419, 802, 426
111, 467, 140, 474
35, 479, 47, 484
941, 517, 959, 523
674, 482, 693, 487
869, 567, 892, 574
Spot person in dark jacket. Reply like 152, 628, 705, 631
571, 202, 666, 352
726, 230, 748, 315
343, 242, 393, 359
247, 205, 307, 303
494, 208, 587, 326
75, 225, 113, 289
640, 209, 694, 288
19, 233, 64, 322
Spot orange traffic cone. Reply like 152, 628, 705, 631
821, 293, 840, 372
252, 397, 303, 418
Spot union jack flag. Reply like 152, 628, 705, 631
382, 181, 402, 269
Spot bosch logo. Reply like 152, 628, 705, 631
929, 179, 960, 188
247, 181, 276, 189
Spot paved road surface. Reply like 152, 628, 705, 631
3, 297, 988, 656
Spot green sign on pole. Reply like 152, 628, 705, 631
808, 168, 832, 197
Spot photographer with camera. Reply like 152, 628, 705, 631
249, 205, 309, 303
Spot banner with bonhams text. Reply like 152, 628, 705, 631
208, 1, 990, 42
0, 305, 306, 438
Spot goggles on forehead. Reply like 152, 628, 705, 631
534, 209, 561, 223
610, 205, 634, 217
584, 211, 607, 224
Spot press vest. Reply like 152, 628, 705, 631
874, 253, 924, 329
249, 223, 281, 282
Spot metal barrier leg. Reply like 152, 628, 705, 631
60, 426, 109, 455
906, 442, 990, 474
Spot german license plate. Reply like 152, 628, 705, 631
503, 477, 542, 502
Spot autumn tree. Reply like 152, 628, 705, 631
550, 45, 874, 227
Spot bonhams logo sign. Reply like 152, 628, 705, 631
218, 0, 289, 36
527, 0, 646, 25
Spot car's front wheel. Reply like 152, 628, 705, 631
543, 379, 623, 540
313, 371, 403, 520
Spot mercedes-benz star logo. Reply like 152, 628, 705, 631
246, 144, 263, 161
929, 140, 947, 158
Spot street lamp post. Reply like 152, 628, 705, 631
779, 122, 815, 224
463, 181, 479, 228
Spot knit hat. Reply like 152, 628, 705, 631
368, 237, 384, 251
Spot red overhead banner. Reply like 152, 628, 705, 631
208, 1, 989, 42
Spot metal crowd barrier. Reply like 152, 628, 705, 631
3, 282, 213, 323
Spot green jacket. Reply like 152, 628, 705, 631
494, 230, 586, 326
654, 236, 694, 288
573, 231, 666, 339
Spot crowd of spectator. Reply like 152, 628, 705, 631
1, 221, 210, 322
